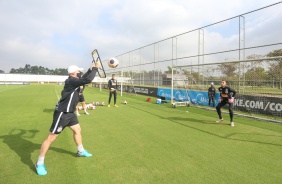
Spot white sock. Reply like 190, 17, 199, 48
37, 156, 45, 166
77, 145, 85, 153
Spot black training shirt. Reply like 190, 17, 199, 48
218, 86, 236, 100
56, 68, 98, 112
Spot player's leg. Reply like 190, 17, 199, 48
36, 111, 64, 176
81, 101, 89, 115
69, 124, 82, 146
113, 91, 118, 107
38, 133, 59, 157
208, 98, 211, 106
108, 91, 112, 107
75, 104, 80, 116
69, 123, 92, 157
212, 97, 215, 107
216, 101, 226, 122
35, 133, 58, 176
228, 103, 234, 126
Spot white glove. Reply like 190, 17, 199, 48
228, 97, 234, 103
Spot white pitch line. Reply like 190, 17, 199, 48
54, 88, 60, 100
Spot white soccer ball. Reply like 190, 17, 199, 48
86, 104, 93, 109
101, 102, 105, 106
90, 106, 96, 110
78, 106, 83, 110
123, 100, 127, 104
108, 57, 119, 68
95, 102, 100, 106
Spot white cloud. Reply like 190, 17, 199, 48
0, 0, 280, 72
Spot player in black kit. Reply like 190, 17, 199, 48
208, 82, 216, 107
216, 80, 236, 127
75, 84, 89, 116
108, 74, 118, 107
35, 62, 101, 176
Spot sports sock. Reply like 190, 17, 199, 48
37, 156, 45, 165
77, 145, 85, 153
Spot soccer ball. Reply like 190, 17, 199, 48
108, 57, 119, 68
95, 102, 100, 106
86, 104, 93, 109
123, 100, 127, 104
101, 102, 105, 106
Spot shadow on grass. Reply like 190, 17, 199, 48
130, 105, 282, 147
43, 108, 54, 113
0, 129, 76, 174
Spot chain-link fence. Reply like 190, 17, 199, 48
100, 2, 282, 121
104, 2, 282, 88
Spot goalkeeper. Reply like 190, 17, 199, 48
108, 74, 118, 107
216, 80, 236, 127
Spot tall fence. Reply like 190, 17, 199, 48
102, 2, 282, 121
104, 2, 282, 91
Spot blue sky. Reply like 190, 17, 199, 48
0, 0, 280, 73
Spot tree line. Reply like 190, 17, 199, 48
7, 64, 68, 75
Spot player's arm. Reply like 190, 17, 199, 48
108, 80, 111, 89
218, 88, 223, 103
79, 85, 84, 94
229, 87, 236, 98
228, 87, 236, 103
71, 63, 99, 87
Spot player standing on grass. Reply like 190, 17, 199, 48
108, 74, 118, 107
75, 83, 89, 116
208, 82, 216, 107
35, 62, 101, 176
216, 80, 236, 127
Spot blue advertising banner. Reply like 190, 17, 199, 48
158, 88, 189, 101
157, 88, 220, 106
188, 91, 220, 106
157, 88, 281, 117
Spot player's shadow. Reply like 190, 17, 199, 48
0, 129, 76, 173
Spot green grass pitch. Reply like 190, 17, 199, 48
0, 84, 281, 184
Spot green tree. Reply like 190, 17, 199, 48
30, 66, 39, 74
9, 64, 67, 75
267, 49, 282, 89
218, 63, 237, 78
245, 67, 268, 87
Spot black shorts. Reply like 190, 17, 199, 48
79, 94, 85, 102
49, 110, 79, 134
